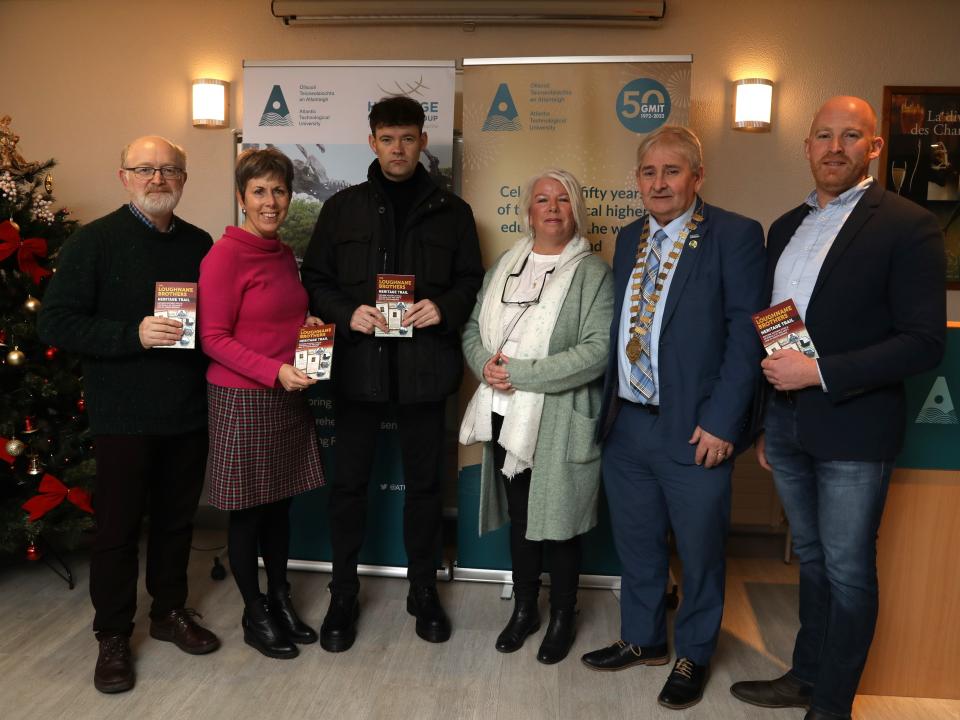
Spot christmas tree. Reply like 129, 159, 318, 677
0, 115, 95, 560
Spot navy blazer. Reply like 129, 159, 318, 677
764, 181, 946, 461
599, 199, 767, 463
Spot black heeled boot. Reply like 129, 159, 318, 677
536, 607, 577, 664
268, 583, 318, 644
495, 598, 541, 653
242, 594, 299, 659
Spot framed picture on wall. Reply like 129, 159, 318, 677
879, 86, 960, 285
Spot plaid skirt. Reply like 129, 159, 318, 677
207, 384, 325, 511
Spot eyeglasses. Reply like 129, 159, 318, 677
122, 166, 185, 180
500, 254, 555, 306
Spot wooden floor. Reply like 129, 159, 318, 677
0, 532, 956, 720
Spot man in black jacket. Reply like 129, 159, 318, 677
730, 97, 945, 720
301, 96, 483, 651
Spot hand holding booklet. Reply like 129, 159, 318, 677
153, 281, 197, 349
375, 274, 415, 338
751, 299, 818, 358
294, 323, 336, 380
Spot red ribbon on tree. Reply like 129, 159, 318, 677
21, 473, 94, 521
0, 219, 52, 284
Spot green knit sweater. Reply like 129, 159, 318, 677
38, 206, 212, 435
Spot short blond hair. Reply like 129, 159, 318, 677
520, 168, 588, 238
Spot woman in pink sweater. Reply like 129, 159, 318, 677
199, 148, 324, 660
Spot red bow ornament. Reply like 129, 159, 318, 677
22, 473, 94, 521
0, 219, 51, 284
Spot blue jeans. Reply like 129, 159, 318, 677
764, 393, 892, 718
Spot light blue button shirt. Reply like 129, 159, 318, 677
771, 176, 873, 391
771, 177, 873, 318
617, 201, 697, 404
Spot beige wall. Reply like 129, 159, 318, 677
2, 0, 958, 297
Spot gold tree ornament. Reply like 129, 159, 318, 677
4, 438, 26, 457
6, 346, 26, 366
44, 174, 53, 193
23, 295, 41, 313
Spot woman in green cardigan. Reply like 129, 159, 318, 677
460, 168, 614, 665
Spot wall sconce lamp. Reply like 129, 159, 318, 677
733, 78, 773, 132
192, 79, 230, 128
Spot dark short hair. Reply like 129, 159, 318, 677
235, 147, 294, 195
368, 96, 425, 134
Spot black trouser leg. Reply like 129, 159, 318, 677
329, 401, 380, 596
145, 429, 207, 617
545, 535, 582, 611
90, 435, 151, 636
492, 414, 542, 602
397, 401, 445, 588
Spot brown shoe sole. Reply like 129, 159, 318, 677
581, 654, 670, 672
149, 625, 221, 655
94, 674, 135, 694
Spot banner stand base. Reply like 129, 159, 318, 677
263, 558, 452, 583
452, 566, 621, 591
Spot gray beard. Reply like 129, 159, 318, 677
137, 189, 181, 215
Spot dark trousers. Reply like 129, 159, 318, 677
764, 393, 893, 717
330, 400, 444, 595
492, 413, 581, 609
90, 430, 208, 636
602, 403, 731, 666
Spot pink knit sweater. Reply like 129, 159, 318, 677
199, 226, 308, 389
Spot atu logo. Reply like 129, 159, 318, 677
482, 83, 521, 132
915, 376, 959, 424
258, 85, 294, 127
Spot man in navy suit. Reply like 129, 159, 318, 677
581, 126, 766, 709
730, 97, 945, 720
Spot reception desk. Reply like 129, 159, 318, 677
859, 326, 960, 700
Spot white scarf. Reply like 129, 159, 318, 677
459, 235, 591, 477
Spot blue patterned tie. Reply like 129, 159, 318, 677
630, 229, 667, 401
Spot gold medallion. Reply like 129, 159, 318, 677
626, 336, 642, 363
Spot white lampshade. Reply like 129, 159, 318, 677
192, 79, 229, 128
733, 78, 773, 132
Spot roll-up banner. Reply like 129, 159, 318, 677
457, 56, 692, 586
242, 60, 456, 578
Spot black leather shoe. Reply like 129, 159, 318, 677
804, 710, 851, 720
320, 593, 359, 652
149, 608, 221, 655
536, 607, 577, 664
730, 672, 813, 709
658, 657, 708, 709
94, 634, 135, 694
496, 598, 540, 653
268, 583, 318, 644
407, 584, 451, 643
242, 595, 298, 659
581, 640, 669, 671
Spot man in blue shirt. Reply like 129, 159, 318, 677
730, 97, 945, 720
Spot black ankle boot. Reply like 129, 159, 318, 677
536, 607, 577, 665
268, 583, 318, 644
242, 594, 299, 659
495, 598, 541, 653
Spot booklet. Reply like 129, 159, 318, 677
294, 323, 335, 380
154, 281, 197, 349
751, 298, 818, 358
375, 274, 415, 338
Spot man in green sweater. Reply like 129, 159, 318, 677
38, 136, 219, 694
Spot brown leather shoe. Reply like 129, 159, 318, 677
149, 608, 221, 655
94, 634, 135, 694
